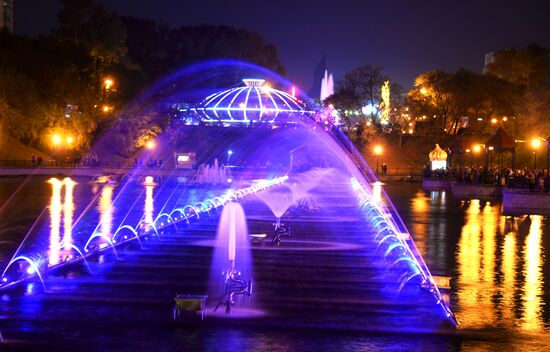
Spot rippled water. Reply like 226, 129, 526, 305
385, 183, 550, 349
1, 177, 549, 350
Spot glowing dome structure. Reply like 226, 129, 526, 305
429, 144, 448, 170
189, 79, 316, 123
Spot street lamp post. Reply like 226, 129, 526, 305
227, 149, 233, 166
373, 145, 383, 174
532, 139, 541, 169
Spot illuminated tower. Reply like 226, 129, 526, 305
0, 0, 14, 33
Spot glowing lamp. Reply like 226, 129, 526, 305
52, 134, 61, 145
2, 277, 7, 282
420, 87, 428, 95
146, 140, 155, 149
491, 118, 498, 124
67, 136, 74, 144
473, 145, 481, 153
531, 139, 541, 149
145, 176, 154, 185
104, 78, 114, 90
373, 145, 383, 155
26, 266, 36, 274
227, 150, 233, 156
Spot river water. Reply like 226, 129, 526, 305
0, 177, 548, 351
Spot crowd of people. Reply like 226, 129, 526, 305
425, 165, 550, 192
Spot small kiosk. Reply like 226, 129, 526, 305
429, 144, 448, 170
175, 152, 196, 169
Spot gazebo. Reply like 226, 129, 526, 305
484, 127, 516, 169
429, 144, 448, 170
448, 135, 479, 168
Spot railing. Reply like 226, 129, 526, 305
0, 159, 131, 169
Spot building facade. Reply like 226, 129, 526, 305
0, 0, 14, 33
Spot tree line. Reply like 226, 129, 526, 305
327, 44, 550, 145
0, 0, 284, 156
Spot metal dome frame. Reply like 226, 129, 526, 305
189, 79, 316, 123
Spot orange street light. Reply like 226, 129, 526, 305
491, 118, 498, 124
146, 140, 155, 150
420, 87, 428, 95
102, 105, 112, 113
103, 78, 114, 90
52, 134, 61, 145
473, 145, 481, 153
67, 136, 74, 144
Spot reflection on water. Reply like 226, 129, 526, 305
426, 195, 546, 332
523, 215, 543, 330
144, 184, 154, 229
98, 185, 114, 238
404, 188, 548, 335
48, 178, 63, 265
48, 178, 76, 265
63, 179, 75, 247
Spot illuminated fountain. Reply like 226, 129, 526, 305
0, 60, 458, 336
209, 202, 253, 314
196, 159, 229, 185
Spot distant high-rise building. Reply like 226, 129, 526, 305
483, 52, 495, 74
0, 0, 14, 33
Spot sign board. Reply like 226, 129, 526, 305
175, 152, 196, 169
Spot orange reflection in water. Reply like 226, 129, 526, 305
410, 190, 429, 258
47, 178, 76, 265
522, 215, 544, 330
48, 178, 63, 265
455, 199, 545, 332
63, 178, 75, 247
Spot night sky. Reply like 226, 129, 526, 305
14, 0, 550, 90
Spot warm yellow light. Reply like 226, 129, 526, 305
420, 87, 428, 95
67, 136, 74, 144
373, 145, 383, 155
488, 146, 494, 151
52, 134, 61, 144
502, 117, 508, 122
531, 139, 541, 149
146, 140, 155, 149
102, 105, 111, 113
491, 118, 498, 124
473, 145, 481, 153
104, 78, 114, 90
465, 149, 471, 153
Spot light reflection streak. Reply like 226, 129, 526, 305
98, 185, 114, 239
411, 190, 428, 258
144, 185, 154, 228
62, 178, 75, 248
501, 233, 516, 322
457, 200, 484, 327
48, 178, 63, 265
522, 215, 543, 330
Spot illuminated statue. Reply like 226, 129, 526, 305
379, 80, 390, 125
